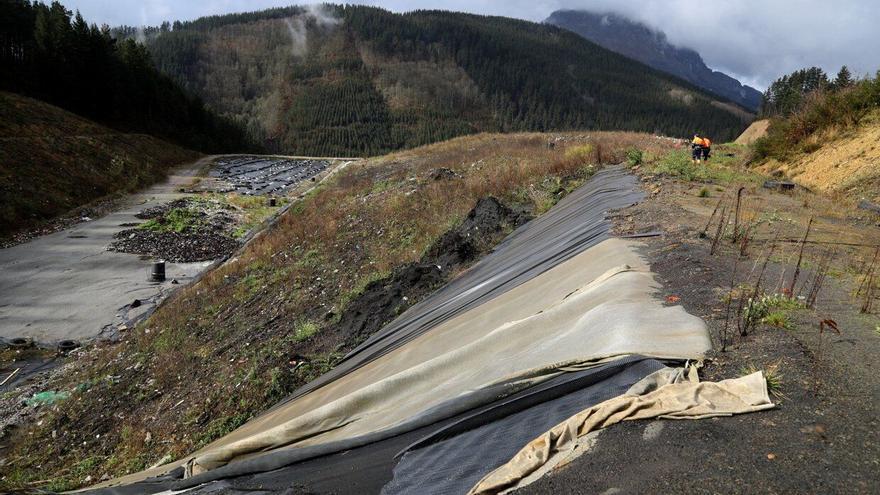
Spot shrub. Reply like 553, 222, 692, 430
626, 148, 643, 166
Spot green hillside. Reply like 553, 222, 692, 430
140, 5, 749, 156
0, 91, 198, 236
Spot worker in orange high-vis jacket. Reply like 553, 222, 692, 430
691, 134, 705, 163
701, 136, 712, 161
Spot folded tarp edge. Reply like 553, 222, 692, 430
469, 370, 775, 495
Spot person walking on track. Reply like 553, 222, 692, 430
691, 133, 706, 164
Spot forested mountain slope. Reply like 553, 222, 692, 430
138, 6, 750, 156
545, 10, 763, 111
0, 0, 254, 153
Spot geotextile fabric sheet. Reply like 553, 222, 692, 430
82, 167, 712, 494
184, 357, 668, 495
470, 369, 775, 494
381, 358, 667, 495
282, 166, 645, 404
189, 238, 709, 472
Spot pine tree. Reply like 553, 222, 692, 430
834, 65, 853, 89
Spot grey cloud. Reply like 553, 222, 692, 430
60, 0, 880, 89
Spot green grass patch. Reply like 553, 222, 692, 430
292, 321, 319, 343
650, 149, 760, 185
140, 208, 201, 233
743, 293, 805, 329
762, 311, 794, 330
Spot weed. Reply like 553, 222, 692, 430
742, 361, 786, 399
140, 208, 201, 233
762, 311, 793, 330
292, 321, 319, 343
564, 144, 595, 163
742, 293, 805, 329
698, 187, 710, 198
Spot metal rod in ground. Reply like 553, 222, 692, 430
861, 247, 879, 313
1, 368, 20, 386
711, 207, 727, 255
788, 216, 813, 297
732, 186, 745, 243
856, 247, 879, 297
739, 217, 757, 257
750, 238, 880, 248
722, 254, 740, 351
700, 197, 724, 238
807, 248, 833, 309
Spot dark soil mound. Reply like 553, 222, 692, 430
425, 197, 532, 269
109, 229, 239, 263
330, 197, 532, 348
333, 263, 445, 347
135, 198, 193, 220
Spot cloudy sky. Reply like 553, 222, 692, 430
58, 0, 879, 89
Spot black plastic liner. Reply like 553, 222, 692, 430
88, 357, 663, 495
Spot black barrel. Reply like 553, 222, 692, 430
268, 197, 277, 207
150, 261, 166, 282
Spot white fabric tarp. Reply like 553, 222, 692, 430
93, 237, 710, 490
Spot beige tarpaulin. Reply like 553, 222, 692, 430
90, 238, 711, 488
469, 369, 775, 494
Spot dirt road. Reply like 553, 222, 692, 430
0, 155, 349, 345
0, 159, 213, 344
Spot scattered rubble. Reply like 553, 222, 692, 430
109, 230, 238, 263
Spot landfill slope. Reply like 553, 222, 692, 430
84, 166, 711, 494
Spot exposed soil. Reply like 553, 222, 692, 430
758, 115, 880, 201
734, 118, 770, 145
521, 167, 880, 494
